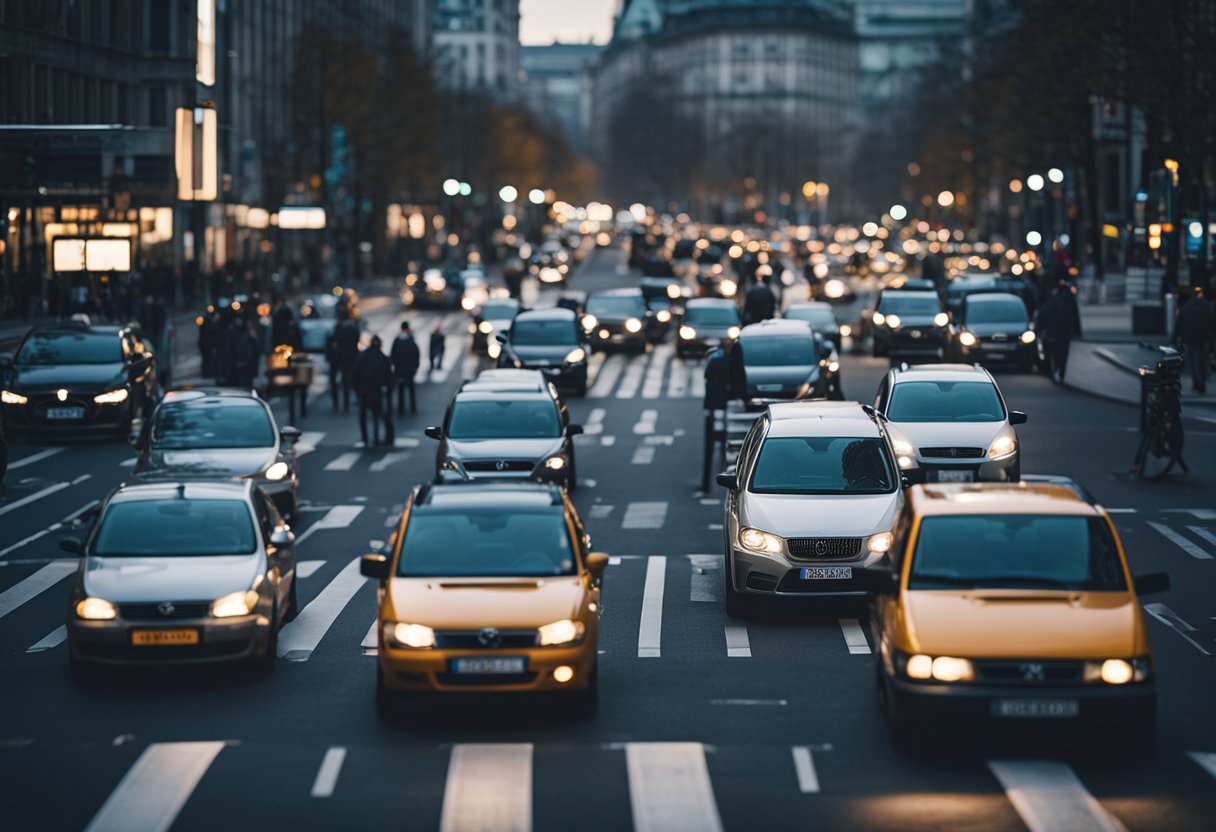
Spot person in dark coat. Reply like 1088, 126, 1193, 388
270, 294, 298, 349
1035, 281, 1082, 384
329, 312, 361, 412
743, 274, 777, 324
350, 335, 395, 446
390, 320, 421, 415
227, 320, 262, 389
428, 320, 446, 373
1176, 287, 1214, 394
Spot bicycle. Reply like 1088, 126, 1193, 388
1132, 343, 1188, 480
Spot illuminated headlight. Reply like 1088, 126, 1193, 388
987, 436, 1017, 459
819, 359, 840, 373
958, 331, 978, 347
624, 317, 643, 334
581, 314, 598, 331
468, 322, 477, 334
537, 618, 585, 647
76, 597, 117, 620
872, 312, 886, 326
892, 438, 916, 470
1, 389, 29, 405
867, 532, 893, 554
885, 314, 902, 329
385, 622, 436, 649
656, 309, 672, 323
425, 276, 446, 291
739, 527, 784, 556
478, 321, 494, 334
1085, 658, 1150, 684
1020, 329, 1036, 344
839, 324, 853, 337
719, 279, 737, 297
93, 387, 129, 405
210, 590, 259, 618
903, 653, 974, 682
487, 341, 502, 360
824, 279, 846, 298
934, 312, 949, 327
679, 325, 697, 340
539, 267, 563, 283
264, 461, 290, 481
563, 347, 586, 364
461, 297, 476, 311
544, 456, 567, 471
666, 283, 681, 299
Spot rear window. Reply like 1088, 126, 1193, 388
685, 305, 740, 326
966, 297, 1028, 324
481, 301, 519, 320
512, 319, 578, 346
151, 400, 275, 449
399, 509, 575, 577
94, 499, 256, 556
750, 436, 895, 494
879, 294, 941, 316
448, 399, 560, 439
886, 381, 1005, 422
587, 294, 646, 316
740, 336, 814, 367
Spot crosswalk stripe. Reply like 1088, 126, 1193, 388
310, 746, 347, 799
27, 624, 66, 653
440, 744, 532, 832
987, 760, 1126, 832
1143, 603, 1211, 656
1186, 525, 1216, 548
323, 452, 361, 472
84, 741, 226, 832
277, 557, 368, 661
583, 407, 606, 435
1188, 751, 1216, 781
294, 505, 365, 546
587, 355, 625, 398
625, 743, 724, 832
0, 480, 73, 518
668, 358, 690, 398
633, 408, 658, 435
622, 501, 668, 530
791, 746, 821, 793
368, 451, 410, 473
296, 560, 325, 578
294, 431, 326, 456
631, 446, 656, 465
616, 354, 646, 399
361, 619, 378, 650
1146, 521, 1213, 559
689, 366, 706, 399
642, 343, 673, 399
0, 560, 76, 619
839, 619, 871, 654
7, 447, 64, 470
688, 555, 720, 602
638, 556, 666, 658
724, 624, 751, 657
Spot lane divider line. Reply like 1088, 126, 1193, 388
84, 741, 226, 832
988, 760, 1126, 832
638, 556, 666, 658
1146, 521, 1213, 560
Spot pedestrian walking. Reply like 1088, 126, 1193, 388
1175, 287, 1214, 394
390, 321, 422, 415
328, 311, 361, 412
350, 335, 395, 446
270, 294, 299, 349
743, 273, 776, 324
227, 319, 262, 389
428, 320, 446, 374
1035, 281, 1082, 384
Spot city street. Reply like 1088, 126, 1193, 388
2, 246, 1216, 831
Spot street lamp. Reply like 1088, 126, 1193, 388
1027, 174, 1045, 192
458, 181, 472, 197
443, 178, 460, 197
1026, 230, 1042, 246
1047, 168, 1064, 184
889, 204, 907, 221
528, 188, 545, 205
937, 190, 954, 207
1009, 179, 1023, 194
802, 180, 817, 199
499, 185, 518, 203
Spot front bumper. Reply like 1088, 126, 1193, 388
589, 324, 647, 350
378, 643, 597, 694
875, 327, 946, 357
729, 547, 886, 597
68, 614, 271, 666
957, 340, 1036, 367
917, 454, 1018, 483
1, 396, 131, 435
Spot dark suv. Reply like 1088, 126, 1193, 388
499, 308, 589, 396
870, 290, 948, 361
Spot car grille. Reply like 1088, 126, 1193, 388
119, 602, 211, 620
786, 537, 863, 560
463, 460, 534, 473
433, 630, 538, 649
919, 446, 985, 459
973, 660, 1084, 686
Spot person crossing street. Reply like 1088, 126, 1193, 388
350, 335, 395, 447
390, 320, 421, 415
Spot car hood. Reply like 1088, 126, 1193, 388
744, 364, 816, 391
886, 421, 1004, 450
446, 437, 563, 461
388, 576, 584, 628
138, 447, 276, 478
84, 554, 263, 603
513, 345, 575, 365
13, 362, 126, 392
903, 590, 1142, 658
741, 491, 900, 537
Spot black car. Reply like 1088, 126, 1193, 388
945, 273, 1037, 318
870, 290, 948, 360
470, 297, 521, 354
737, 319, 839, 405
499, 308, 589, 396
947, 292, 1037, 370
639, 276, 685, 337
0, 321, 159, 438
783, 301, 842, 349
402, 266, 462, 309
676, 298, 741, 358
584, 288, 654, 353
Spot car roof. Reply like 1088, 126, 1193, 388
418, 482, 564, 510
26, 322, 121, 337
468, 368, 546, 388
881, 290, 939, 301
514, 307, 576, 322
908, 483, 1100, 517
891, 363, 993, 383
785, 301, 833, 311
964, 291, 1025, 305
685, 298, 737, 309
161, 388, 263, 403
453, 388, 551, 403
589, 287, 644, 298
764, 401, 881, 438
739, 319, 812, 338
109, 480, 252, 504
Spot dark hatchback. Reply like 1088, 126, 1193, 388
0, 322, 158, 438
870, 290, 948, 360
583, 288, 654, 353
499, 308, 589, 396
677, 298, 741, 358
737, 319, 839, 405
948, 292, 1037, 370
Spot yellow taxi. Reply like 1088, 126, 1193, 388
862, 482, 1169, 750
360, 482, 607, 716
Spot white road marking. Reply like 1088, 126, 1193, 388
296, 560, 326, 578
609, 556, 622, 566
688, 555, 720, 602
1143, 603, 1211, 656
1147, 521, 1213, 559
690, 366, 706, 399
588, 505, 615, 520
361, 619, 378, 649
633, 408, 659, 435
84, 741, 226, 832
623, 501, 668, 530
294, 431, 327, 456
642, 343, 674, 399
601, 436, 616, 447
310, 747, 347, 798
588, 355, 625, 398
0, 560, 76, 619
323, 451, 362, 472
791, 746, 821, 793
583, 407, 606, 435
643, 435, 674, 446
440, 744, 532, 832
27, 624, 67, 653
392, 437, 421, 449
460, 351, 481, 381
631, 446, 656, 465
839, 619, 871, 655
368, 451, 410, 473
700, 498, 719, 506
0, 480, 72, 518
616, 354, 646, 399
668, 358, 690, 398
1162, 508, 1216, 520
1187, 526, 1216, 548
638, 556, 666, 658
1188, 751, 1216, 781
625, 743, 724, 832
7, 447, 64, 470
293, 505, 365, 546
724, 624, 751, 657
277, 557, 368, 661
988, 760, 1126, 832
1103, 508, 1137, 514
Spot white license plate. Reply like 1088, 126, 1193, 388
451, 656, 526, 675
986, 342, 1015, 351
992, 699, 1079, 718
46, 407, 85, 420
934, 470, 973, 483
800, 566, 852, 580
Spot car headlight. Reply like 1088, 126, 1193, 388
1020, 329, 1036, 344
467, 322, 478, 334
487, 341, 502, 360
987, 436, 1017, 459
666, 284, 682, 299
93, 387, 129, 405
537, 618, 585, 647
903, 653, 974, 682
656, 309, 672, 323
582, 314, 598, 331
739, 527, 784, 555
210, 590, 259, 618
544, 456, 566, 471
839, 324, 853, 337
478, 321, 494, 334
1, 389, 29, 405
824, 279, 846, 299
264, 461, 290, 481
885, 313, 902, 329
872, 312, 886, 326
958, 331, 978, 347
727, 326, 741, 339
719, 279, 737, 297
624, 317, 643, 333
385, 622, 436, 649
1084, 658, 1150, 684
934, 312, 949, 327
563, 347, 586, 364
76, 597, 117, 620
679, 325, 697, 340
819, 359, 840, 373
867, 532, 893, 554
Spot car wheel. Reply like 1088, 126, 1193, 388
286, 575, 300, 621
569, 667, 599, 720
253, 607, 278, 677
724, 556, 748, 618
566, 457, 578, 493
1008, 459, 1021, 483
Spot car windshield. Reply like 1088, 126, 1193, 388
150, 400, 275, 449
886, 381, 1005, 422
512, 319, 577, 346
17, 332, 121, 365
587, 294, 646, 316
966, 297, 1027, 324
398, 509, 576, 577
685, 305, 740, 326
909, 515, 1127, 591
448, 399, 560, 439
785, 307, 835, 328
750, 436, 895, 494
93, 499, 257, 556
481, 301, 519, 320
879, 294, 941, 316
741, 336, 814, 366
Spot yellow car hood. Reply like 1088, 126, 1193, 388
904, 590, 1143, 658
387, 576, 584, 629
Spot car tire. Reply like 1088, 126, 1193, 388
724, 557, 748, 618
569, 668, 599, 720
286, 575, 300, 621
1008, 459, 1021, 483
253, 606, 278, 677
566, 457, 578, 493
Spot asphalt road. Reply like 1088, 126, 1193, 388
2, 246, 1216, 832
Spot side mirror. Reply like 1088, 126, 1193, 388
568, 423, 584, 436
856, 566, 898, 595
1009, 411, 1028, 425
424, 425, 443, 440
59, 537, 84, 556
280, 426, 301, 446
585, 552, 609, 578
716, 472, 737, 489
270, 528, 296, 547
360, 553, 391, 580
495, 333, 508, 344
1133, 571, 1170, 597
